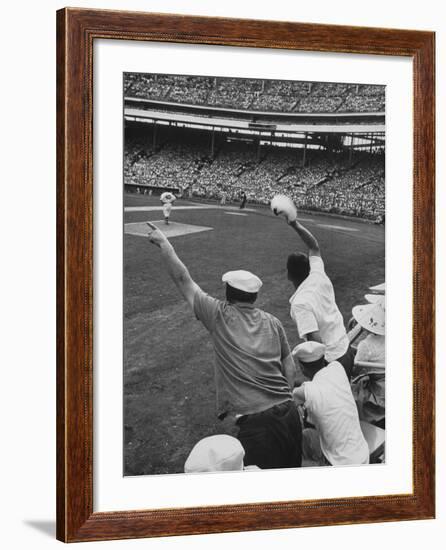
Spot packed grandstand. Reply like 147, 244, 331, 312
124, 74, 385, 222
124, 73, 385, 114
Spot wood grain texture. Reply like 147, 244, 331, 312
56, 7, 435, 543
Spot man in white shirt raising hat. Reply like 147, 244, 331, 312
275, 205, 354, 378
146, 222, 302, 470
292, 341, 369, 466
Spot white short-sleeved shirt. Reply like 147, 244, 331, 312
289, 255, 349, 362
303, 362, 369, 466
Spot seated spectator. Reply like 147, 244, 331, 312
350, 299, 386, 426
292, 341, 369, 466
353, 299, 385, 363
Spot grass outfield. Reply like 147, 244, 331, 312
123, 193, 385, 475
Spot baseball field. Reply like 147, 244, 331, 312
123, 193, 385, 476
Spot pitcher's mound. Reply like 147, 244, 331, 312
125, 220, 213, 238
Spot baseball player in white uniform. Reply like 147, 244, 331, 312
160, 191, 176, 225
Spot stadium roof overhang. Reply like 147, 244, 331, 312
124, 107, 385, 136
125, 96, 385, 125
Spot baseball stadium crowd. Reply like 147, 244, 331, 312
124, 131, 385, 221
124, 74, 385, 113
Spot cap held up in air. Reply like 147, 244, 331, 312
222, 270, 263, 293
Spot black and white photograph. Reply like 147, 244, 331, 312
123, 72, 386, 476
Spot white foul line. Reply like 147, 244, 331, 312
316, 224, 359, 232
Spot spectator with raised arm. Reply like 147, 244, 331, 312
277, 211, 354, 378
146, 222, 302, 470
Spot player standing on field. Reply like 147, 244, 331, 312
160, 191, 176, 225
239, 191, 247, 209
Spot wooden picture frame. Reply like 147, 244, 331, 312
56, 7, 435, 542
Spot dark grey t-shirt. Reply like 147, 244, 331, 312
194, 290, 292, 417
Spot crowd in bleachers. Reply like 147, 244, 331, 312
124, 127, 385, 221
303, 156, 385, 218
124, 73, 385, 114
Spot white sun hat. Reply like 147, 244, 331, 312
184, 435, 245, 473
352, 300, 385, 336
222, 270, 263, 293
292, 341, 326, 363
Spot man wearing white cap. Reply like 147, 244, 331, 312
292, 341, 369, 466
184, 435, 260, 473
147, 222, 302, 470
279, 213, 353, 378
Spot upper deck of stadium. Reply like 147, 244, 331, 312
124, 73, 385, 120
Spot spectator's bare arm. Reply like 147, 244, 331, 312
288, 220, 321, 257
146, 222, 201, 309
